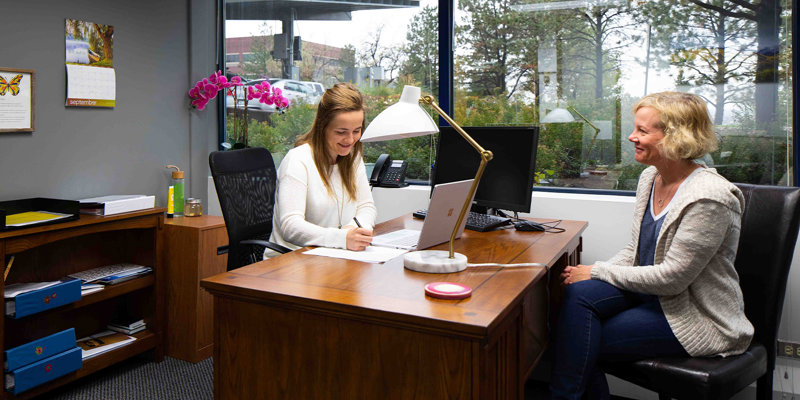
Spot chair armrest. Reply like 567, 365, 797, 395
241, 239, 291, 255
217, 245, 229, 255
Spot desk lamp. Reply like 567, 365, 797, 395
542, 105, 601, 161
361, 86, 493, 273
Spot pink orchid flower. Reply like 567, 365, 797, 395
189, 73, 288, 113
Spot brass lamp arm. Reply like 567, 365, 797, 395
421, 96, 494, 259
567, 105, 602, 162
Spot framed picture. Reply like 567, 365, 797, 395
0, 68, 35, 132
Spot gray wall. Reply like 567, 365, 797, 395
0, 0, 218, 206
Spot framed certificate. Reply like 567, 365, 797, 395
0, 68, 35, 133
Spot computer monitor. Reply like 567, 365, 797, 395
432, 126, 539, 213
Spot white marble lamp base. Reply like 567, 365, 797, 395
404, 250, 468, 273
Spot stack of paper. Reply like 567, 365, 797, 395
78, 195, 155, 215
4, 281, 61, 315
95, 266, 152, 285
4, 281, 62, 298
68, 263, 151, 285
304, 246, 408, 263
4, 211, 73, 228
80, 283, 104, 296
76, 330, 136, 360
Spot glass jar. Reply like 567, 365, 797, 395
184, 198, 203, 217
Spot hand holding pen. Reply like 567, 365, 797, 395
346, 217, 373, 251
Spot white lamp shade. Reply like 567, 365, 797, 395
361, 86, 439, 142
542, 107, 575, 123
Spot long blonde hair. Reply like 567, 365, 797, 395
295, 82, 365, 200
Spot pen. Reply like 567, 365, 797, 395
353, 217, 372, 246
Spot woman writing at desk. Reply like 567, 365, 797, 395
550, 92, 753, 399
268, 83, 376, 256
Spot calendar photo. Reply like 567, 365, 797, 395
65, 18, 115, 107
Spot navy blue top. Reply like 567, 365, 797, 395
638, 192, 667, 267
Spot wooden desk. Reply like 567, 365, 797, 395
201, 216, 586, 400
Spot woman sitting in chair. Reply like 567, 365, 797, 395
268, 82, 376, 256
550, 92, 754, 400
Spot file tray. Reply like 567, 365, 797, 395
4, 347, 81, 394
6, 279, 82, 319
0, 198, 80, 232
4, 328, 77, 372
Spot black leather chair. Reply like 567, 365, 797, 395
209, 147, 290, 271
602, 183, 800, 400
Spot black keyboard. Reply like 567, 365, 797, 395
412, 209, 511, 232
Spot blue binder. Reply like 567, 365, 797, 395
4, 347, 81, 394
9, 279, 81, 319
4, 328, 77, 372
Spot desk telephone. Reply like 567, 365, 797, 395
370, 154, 408, 187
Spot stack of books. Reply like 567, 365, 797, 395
107, 317, 146, 335
68, 263, 152, 285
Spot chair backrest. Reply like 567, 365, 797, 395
734, 183, 800, 372
209, 147, 278, 270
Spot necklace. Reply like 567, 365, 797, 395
655, 171, 688, 208
655, 164, 700, 208
655, 175, 675, 208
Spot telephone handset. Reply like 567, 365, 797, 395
370, 154, 409, 187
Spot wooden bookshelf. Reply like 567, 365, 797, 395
0, 208, 165, 399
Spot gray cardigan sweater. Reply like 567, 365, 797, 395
591, 166, 753, 357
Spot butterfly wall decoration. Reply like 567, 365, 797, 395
0, 74, 23, 96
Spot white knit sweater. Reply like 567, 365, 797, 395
269, 143, 377, 252
591, 166, 754, 357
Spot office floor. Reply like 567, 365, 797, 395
33, 355, 213, 400
29, 354, 633, 400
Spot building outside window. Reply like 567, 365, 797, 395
223, 0, 794, 192
223, 0, 437, 178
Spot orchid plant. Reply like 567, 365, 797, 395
188, 70, 289, 149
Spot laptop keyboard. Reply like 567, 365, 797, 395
413, 209, 511, 232
372, 229, 420, 248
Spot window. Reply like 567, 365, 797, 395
453, 0, 794, 190
223, 0, 438, 174
222, 0, 795, 190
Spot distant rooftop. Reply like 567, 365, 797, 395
226, 0, 421, 21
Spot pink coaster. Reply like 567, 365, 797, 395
424, 282, 472, 300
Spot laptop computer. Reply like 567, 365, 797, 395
371, 179, 475, 250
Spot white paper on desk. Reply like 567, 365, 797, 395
304, 246, 408, 263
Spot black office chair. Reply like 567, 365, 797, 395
602, 183, 800, 400
209, 147, 290, 271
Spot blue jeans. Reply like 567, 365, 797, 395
549, 280, 688, 400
